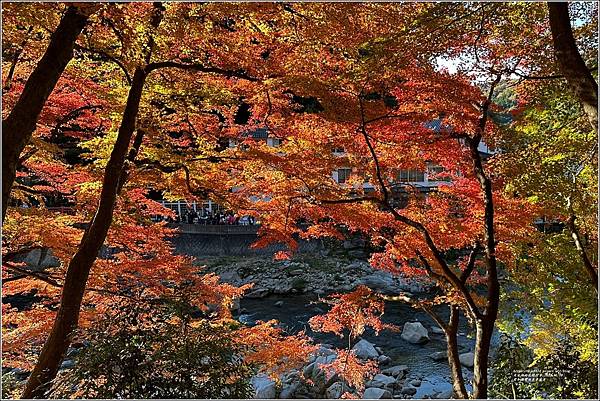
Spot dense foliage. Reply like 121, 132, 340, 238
48, 298, 254, 399
1, 2, 597, 399
490, 335, 598, 399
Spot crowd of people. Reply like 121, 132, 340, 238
160, 209, 256, 225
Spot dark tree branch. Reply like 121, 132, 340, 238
512, 65, 597, 81
415, 249, 448, 284
52, 104, 103, 136
3, 26, 34, 92
3, 262, 63, 287
3, 245, 47, 262
145, 61, 261, 81
3, 5, 94, 222
548, 2, 598, 133
460, 243, 481, 284
355, 92, 483, 320
74, 43, 132, 84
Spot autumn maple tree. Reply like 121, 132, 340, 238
308, 286, 389, 395
215, 4, 559, 398
2, 3, 99, 222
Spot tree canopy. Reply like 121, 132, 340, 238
2, 2, 597, 399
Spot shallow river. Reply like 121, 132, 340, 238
240, 294, 479, 398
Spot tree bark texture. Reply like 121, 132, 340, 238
566, 214, 598, 290
445, 306, 469, 399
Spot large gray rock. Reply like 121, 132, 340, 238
251, 375, 277, 399
428, 351, 447, 361
363, 387, 392, 399
14, 247, 60, 272
400, 386, 417, 396
219, 270, 241, 283
352, 339, 379, 360
459, 352, 474, 368
327, 382, 350, 399
312, 354, 338, 388
313, 354, 337, 374
381, 365, 409, 378
401, 322, 430, 344
367, 374, 396, 388
303, 362, 316, 377
358, 272, 399, 294
280, 382, 299, 398
59, 359, 74, 370
378, 354, 392, 365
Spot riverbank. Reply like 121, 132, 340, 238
239, 294, 476, 399
200, 255, 477, 399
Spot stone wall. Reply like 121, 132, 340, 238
168, 232, 327, 257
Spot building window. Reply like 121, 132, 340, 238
398, 169, 425, 182
336, 168, 352, 184
427, 165, 452, 182
267, 138, 282, 147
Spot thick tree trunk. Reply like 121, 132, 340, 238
548, 2, 598, 133
2, 6, 93, 222
465, 146, 499, 399
471, 319, 494, 399
21, 68, 148, 399
566, 214, 598, 290
446, 306, 469, 399
465, 80, 501, 398
21, 3, 166, 395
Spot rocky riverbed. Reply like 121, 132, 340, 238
200, 255, 478, 399
199, 255, 430, 297
239, 294, 476, 399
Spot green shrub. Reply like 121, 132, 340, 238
490, 335, 598, 399
2, 372, 25, 400
49, 299, 253, 399
291, 277, 307, 290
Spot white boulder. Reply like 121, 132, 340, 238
363, 387, 392, 399
352, 339, 379, 360
428, 351, 447, 361
401, 322, 430, 344
381, 365, 409, 378
368, 374, 396, 388
251, 375, 277, 399
459, 352, 474, 368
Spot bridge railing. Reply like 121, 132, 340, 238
167, 223, 260, 235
